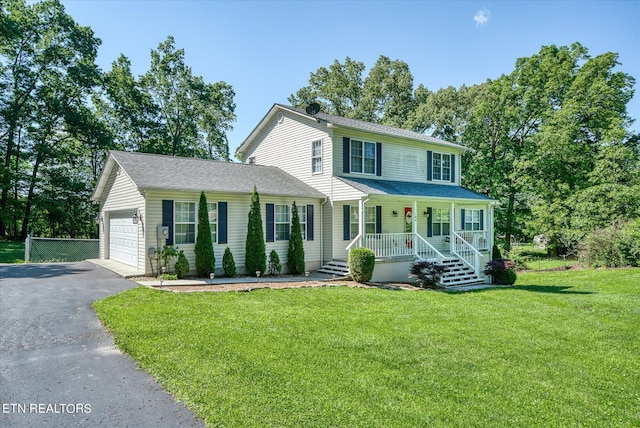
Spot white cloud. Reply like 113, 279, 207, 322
474, 8, 491, 26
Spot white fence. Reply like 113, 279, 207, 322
25, 235, 99, 263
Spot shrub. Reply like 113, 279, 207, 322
409, 260, 448, 289
195, 192, 215, 277
492, 244, 503, 260
579, 220, 640, 268
175, 250, 190, 279
160, 245, 178, 273
245, 186, 266, 276
268, 250, 282, 275
287, 202, 305, 274
222, 247, 236, 277
484, 259, 517, 285
348, 247, 375, 283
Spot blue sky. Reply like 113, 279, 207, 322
61, 0, 640, 159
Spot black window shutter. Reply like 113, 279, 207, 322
480, 210, 484, 230
450, 154, 456, 183
218, 202, 228, 244
306, 204, 314, 241
427, 207, 433, 237
266, 203, 275, 242
343, 205, 351, 240
343, 137, 350, 173
375, 206, 382, 234
162, 200, 174, 245
427, 151, 433, 181
460, 209, 466, 230
376, 143, 382, 176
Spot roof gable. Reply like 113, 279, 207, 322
236, 103, 467, 157
92, 151, 326, 201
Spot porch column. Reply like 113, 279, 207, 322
450, 202, 455, 254
412, 200, 418, 257
358, 198, 366, 238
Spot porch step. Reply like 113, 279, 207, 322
318, 260, 350, 277
438, 257, 485, 287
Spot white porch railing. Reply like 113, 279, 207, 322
456, 230, 489, 250
348, 232, 445, 262
452, 231, 482, 275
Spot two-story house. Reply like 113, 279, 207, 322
92, 103, 496, 285
237, 104, 496, 284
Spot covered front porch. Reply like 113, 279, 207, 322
340, 197, 495, 283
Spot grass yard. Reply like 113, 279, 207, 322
94, 269, 640, 427
0, 240, 24, 263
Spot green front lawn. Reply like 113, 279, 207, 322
0, 240, 24, 263
94, 269, 640, 427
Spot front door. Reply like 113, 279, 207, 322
404, 207, 413, 248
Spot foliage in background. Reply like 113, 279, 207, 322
194, 192, 215, 277
409, 260, 448, 289
267, 250, 281, 276
348, 247, 375, 283
174, 249, 189, 279
287, 202, 305, 275
222, 247, 236, 277
245, 186, 266, 276
578, 220, 640, 268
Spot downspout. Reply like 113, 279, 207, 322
320, 197, 328, 266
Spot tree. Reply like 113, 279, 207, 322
245, 186, 266, 276
100, 36, 236, 160
1, 0, 103, 239
195, 192, 215, 277
287, 202, 305, 274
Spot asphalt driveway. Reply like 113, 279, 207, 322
0, 262, 203, 427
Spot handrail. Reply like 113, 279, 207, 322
345, 234, 362, 251
452, 231, 482, 275
413, 233, 446, 263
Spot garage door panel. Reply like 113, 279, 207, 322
109, 214, 138, 267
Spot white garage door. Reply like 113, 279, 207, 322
109, 212, 138, 267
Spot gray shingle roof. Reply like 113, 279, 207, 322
277, 104, 467, 150
337, 176, 494, 201
96, 151, 326, 199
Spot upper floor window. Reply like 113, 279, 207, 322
175, 202, 196, 244
351, 139, 376, 175
312, 140, 322, 174
275, 204, 290, 241
432, 152, 451, 181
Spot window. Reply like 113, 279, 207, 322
432, 208, 450, 236
275, 205, 290, 241
432, 152, 451, 181
350, 206, 359, 239
299, 205, 307, 240
464, 209, 482, 231
312, 140, 322, 174
175, 202, 196, 244
208, 202, 217, 243
365, 206, 376, 234
351, 139, 376, 174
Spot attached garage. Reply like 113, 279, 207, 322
108, 211, 138, 267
